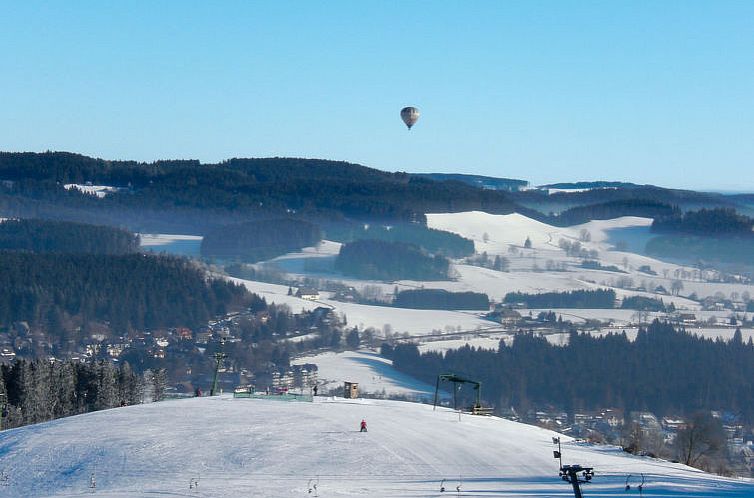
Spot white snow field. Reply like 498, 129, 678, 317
0, 397, 751, 497
426, 211, 754, 301
229, 276, 494, 335
222, 212, 754, 386
292, 350, 439, 400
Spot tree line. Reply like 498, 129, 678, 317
512, 184, 738, 219
621, 295, 669, 312
652, 207, 754, 237
201, 218, 322, 262
0, 152, 521, 224
0, 358, 163, 430
503, 289, 616, 308
388, 321, 754, 422
546, 199, 678, 227
323, 221, 474, 258
0, 251, 253, 344
393, 289, 489, 310
335, 239, 450, 281
0, 218, 139, 254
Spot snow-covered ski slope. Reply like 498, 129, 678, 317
1, 396, 751, 497
292, 350, 439, 400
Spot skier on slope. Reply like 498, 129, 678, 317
360, 419, 367, 432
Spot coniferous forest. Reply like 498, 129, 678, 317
335, 239, 450, 281
0, 152, 521, 228
503, 289, 616, 309
0, 359, 157, 430
652, 207, 754, 236
323, 222, 475, 258
546, 199, 679, 226
393, 289, 490, 310
0, 252, 252, 338
200, 218, 322, 262
0, 218, 139, 254
648, 208, 754, 265
389, 321, 754, 422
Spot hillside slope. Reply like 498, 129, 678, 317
0, 396, 750, 497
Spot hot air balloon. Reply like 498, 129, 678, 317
400, 106, 420, 130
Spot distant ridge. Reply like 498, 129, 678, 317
538, 181, 646, 190
412, 172, 529, 192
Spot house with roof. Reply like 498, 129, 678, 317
296, 287, 320, 301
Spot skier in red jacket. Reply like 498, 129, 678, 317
360, 419, 367, 432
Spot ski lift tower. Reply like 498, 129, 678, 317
433, 373, 491, 415
210, 338, 228, 396
559, 465, 594, 498
553, 437, 594, 498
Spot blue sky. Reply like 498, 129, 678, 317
1, 1, 753, 190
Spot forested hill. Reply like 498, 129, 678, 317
548, 200, 678, 226
388, 321, 754, 422
652, 207, 754, 237
412, 173, 528, 192
0, 218, 139, 254
201, 218, 322, 262
0, 252, 253, 337
5, 152, 750, 233
0, 152, 520, 226
511, 184, 741, 215
646, 208, 754, 265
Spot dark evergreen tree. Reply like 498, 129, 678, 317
150, 369, 168, 402
346, 329, 360, 349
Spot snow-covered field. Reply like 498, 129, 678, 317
292, 350, 438, 401
229, 276, 495, 335
427, 211, 754, 300
213, 208, 754, 395
226, 277, 322, 312
0, 396, 750, 497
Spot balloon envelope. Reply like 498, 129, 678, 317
400, 107, 420, 129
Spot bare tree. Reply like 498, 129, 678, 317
616, 276, 634, 289
676, 412, 726, 470
632, 309, 650, 326
671, 279, 684, 296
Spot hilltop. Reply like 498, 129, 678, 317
0, 395, 751, 497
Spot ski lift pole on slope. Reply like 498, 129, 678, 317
558, 465, 594, 498
552, 436, 563, 469
210, 338, 228, 396
625, 473, 645, 496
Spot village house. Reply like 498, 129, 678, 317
296, 287, 321, 300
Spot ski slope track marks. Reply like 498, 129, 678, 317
0, 396, 751, 497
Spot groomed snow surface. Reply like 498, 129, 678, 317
0, 396, 751, 497
292, 350, 439, 401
